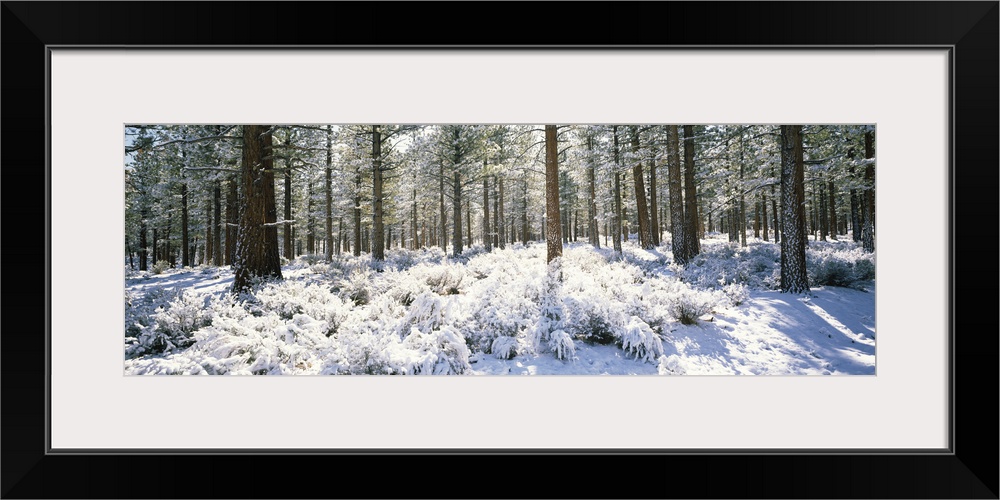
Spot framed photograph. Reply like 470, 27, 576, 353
3, 2, 996, 498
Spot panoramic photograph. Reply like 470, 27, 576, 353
124, 124, 876, 375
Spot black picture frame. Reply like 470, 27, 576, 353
3, 2, 996, 498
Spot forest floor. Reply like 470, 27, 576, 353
124, 234, 875, 375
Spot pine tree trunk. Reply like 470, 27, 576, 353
779, 125, 809, 294
770, 167, 780, 244
612, 131, 623, 254
411, 188, 418, 250
180, 180, 189, 267
521, 178, 529, 246
666, 125, 686, 263
498, 177, 506, 249
862, 130, 876, 252
545, 125, 562, 263
232, 125, 283, 294
206, 197, 213, 266
828, 179, 838, 240
762, 191, 769, 241
372, 125, 385, 262
353, 163, 361, 257
493, 176, 500, 248
439, 162, 447, 251
754, 199, 761, 238
649, 155, 659, 246
284, 159, 293, 259
682, 125, 700, 260
629, 126, 653, 249
307, 179, 315, 255
325, 126, 334, 261
483, 176, 491, 251
453, 171, 463, 256
587, 136, 599, 248
139, 208, 148, 271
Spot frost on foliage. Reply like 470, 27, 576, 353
528, 259, 576, 361
620, 316, 664, 362
657, 354, 687, 375
722, 283, 750, 306
490, 335, 519, 360
806, 244, 875, 289
126, 290, 212, 358
396, 326, 471, 374
666, 287, 718, 325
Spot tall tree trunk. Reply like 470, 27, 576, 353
544, 125, 562, 263
232, 125, 283, 294
498, 177, 506, 249
828, 179, 838, 240
630, 126, 653, 249
587, 135, 599, 248
666, 125, 686, 263
493, 176, 500, 248
411, 188, 418, 250
819, 180, 828, 241
323, 126, 333, 260
439, 162, 447, 251
353, 163, 362, 256
649, 155, 659, 246
465, 199, 472, 248
139, 207, 148, 271
205, 195, 213, 265
762, 191, 769, 241
180, 180, 189, 267
212, 180, 222, 265
682, 125, 700, 259
371, 125, 385, 261
152, 228, 158, 265
612, 126, 623, 254
337, 217, 343, 255
770, 167, 780, 244
779, 125, 809, 294
483, 176, 491, 251
453, 171, 463, 256
521, 178, 529, 246
307, 179, 315, 255
754, 199, 761, 239
283, 158, 293, 259
862, 130, 876, 252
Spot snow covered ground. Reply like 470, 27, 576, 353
124, 235, 875, 375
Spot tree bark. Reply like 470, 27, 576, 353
439, 162, 447, 251
232, 125, 283, 294
828, 178, 838, 240
545, 125, 563, 263
779, 125, 809, 294
612, 126, 623, 254
483, 175, 491, 251
353, 160, 362, 257
762, 191, 769, 241
453, 171, 463, 255
325, 126, 334, 261
284, 158, 293, 259
493, 176, 500, 248
587, 135, 599, 248
649, 154, 659, 246
180, 180, 189, 267
682, 125, 700, 260
666, 125, 686, 263
629, 126, 653, 249
139, 207, 148, 271
498, 177, 506, 249
862, 130, 876, 252
372, 125, 385, 261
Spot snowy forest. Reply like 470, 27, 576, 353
124, 124, 876, 375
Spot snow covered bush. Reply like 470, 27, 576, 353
397, 325, 471, 374
253, 280, 351, 335
337, 267, 373, 305
806, 244, 876, 289
722, 283, 750, 306
151, 260, 171, 275
666, 287, 718, 325
619, 316, 664, 362
127, 290, 213, 357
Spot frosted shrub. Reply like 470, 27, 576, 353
338, 267, 373, 305
667, 287, 718, 325
722, 283, 750, 306
416, 263, 467, 295
807, 245, 875, 289
382, 268, 431, 307
397, 325, 472, 374
129, 291, 212, 356
619, 316, 664, 362
151, 260, 171, 274
397, 291, 451, 337
549, 329, 576, 361
490, 335, 519, 360
254, 281, 350, 335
